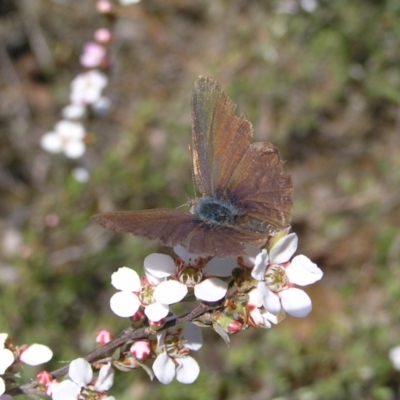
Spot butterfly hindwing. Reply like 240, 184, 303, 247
227, 142, 293, 229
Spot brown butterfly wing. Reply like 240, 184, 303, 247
192, 76, 253, 196
182, 223, 268, 258
91, 209, 199, 247
228, 142, 293, 230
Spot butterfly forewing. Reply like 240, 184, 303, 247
192, 76, 253, 196
91, 209, 199, 247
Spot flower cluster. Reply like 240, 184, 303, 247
1, 228, 322, 395
105, 230, 323, 384
40, 0, 142, 165
0, 333, 53, 396
40, 1, 116, 185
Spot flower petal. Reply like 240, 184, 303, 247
64, 141, 86, 159
153, 352, 175, 384
389, 346, 400, 371
251, 250, 269, 281
247, 288, 262, 308
144, 254, 176, 278
173, 245, 199, 264
280, 288, 312, 318
0, 378, 5, 396
110, 291, 140, 317
175, 356, 200, 384
257, 282, 281, 314
154, 280, 187, 304
51, 380, 81, 400
0, 334, 8, 348
95, 363, 114, 391
144, 302, 169, 322
111, 267, 141, 292
269, 233, 298, 264
194, 278, 227, 301
286, 255, 323, 286
69, 358, 92, 386
181, 323, 203, 351
242, 244, 262, 267
41, 133, 62, 153
20, 344, 52, 365
205, 257, 237, 277
0, 349, 14, 374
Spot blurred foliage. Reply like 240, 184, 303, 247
1, 0, 400, 399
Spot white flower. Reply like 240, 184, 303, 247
153, 323, 202, 384
19, 344, 53, 366
52, 358, 114, 400
389, 346, 400, 371
146, 246, 235, 304
251, 233, 323, 318
110, 265, 172, 322
70, 70, 108, 105
41, 120, 86, 159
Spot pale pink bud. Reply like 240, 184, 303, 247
95, 329, 113, 344
45, 213, 59, 228
130, 341, 150, 360
80, 42, 106, 68
95, 28, 112, 44
96, 0, 114, 13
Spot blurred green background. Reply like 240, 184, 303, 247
1, 0, 400, 399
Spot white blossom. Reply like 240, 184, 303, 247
52, 358, 114, 400
251, 233, 323, 318
153, 323, 202, 384
147, 246, 234, 304
41, 120, 86, 159
70, 70, 108, 105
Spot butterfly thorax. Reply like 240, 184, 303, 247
193, 197, 242, 225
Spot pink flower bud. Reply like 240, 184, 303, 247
37, 371, 53, 385
95, 329, 113, 344
227, 320, 242, 334
96, 0, 114, 14
95, 28, 112, 44
130, 341, 150, 360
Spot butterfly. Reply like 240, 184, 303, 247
92, 76, 293, 258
